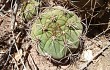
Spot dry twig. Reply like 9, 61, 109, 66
80, 44, 110, 70
10, 0, 27, 69
0, 0, 10, 11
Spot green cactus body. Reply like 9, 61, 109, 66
21, 0, 39, 21
31, 6, 83, 59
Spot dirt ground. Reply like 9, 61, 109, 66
0, 11, 110, 70
0, 0, 110, 70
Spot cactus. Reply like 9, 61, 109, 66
31, 6, 83, 59
21, 0, 39, 21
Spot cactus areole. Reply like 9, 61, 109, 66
31, 6, 83, 59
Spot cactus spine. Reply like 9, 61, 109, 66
31, 6, 83, 59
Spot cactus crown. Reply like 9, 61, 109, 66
31, 6, 83, 59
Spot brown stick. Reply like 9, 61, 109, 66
80, 44, 110, 70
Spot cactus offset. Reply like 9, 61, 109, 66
21, 0, 39, 21
31, 6, 83, 59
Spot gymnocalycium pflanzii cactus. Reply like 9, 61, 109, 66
21, 0, 39, 21
31, 6, 83, 59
